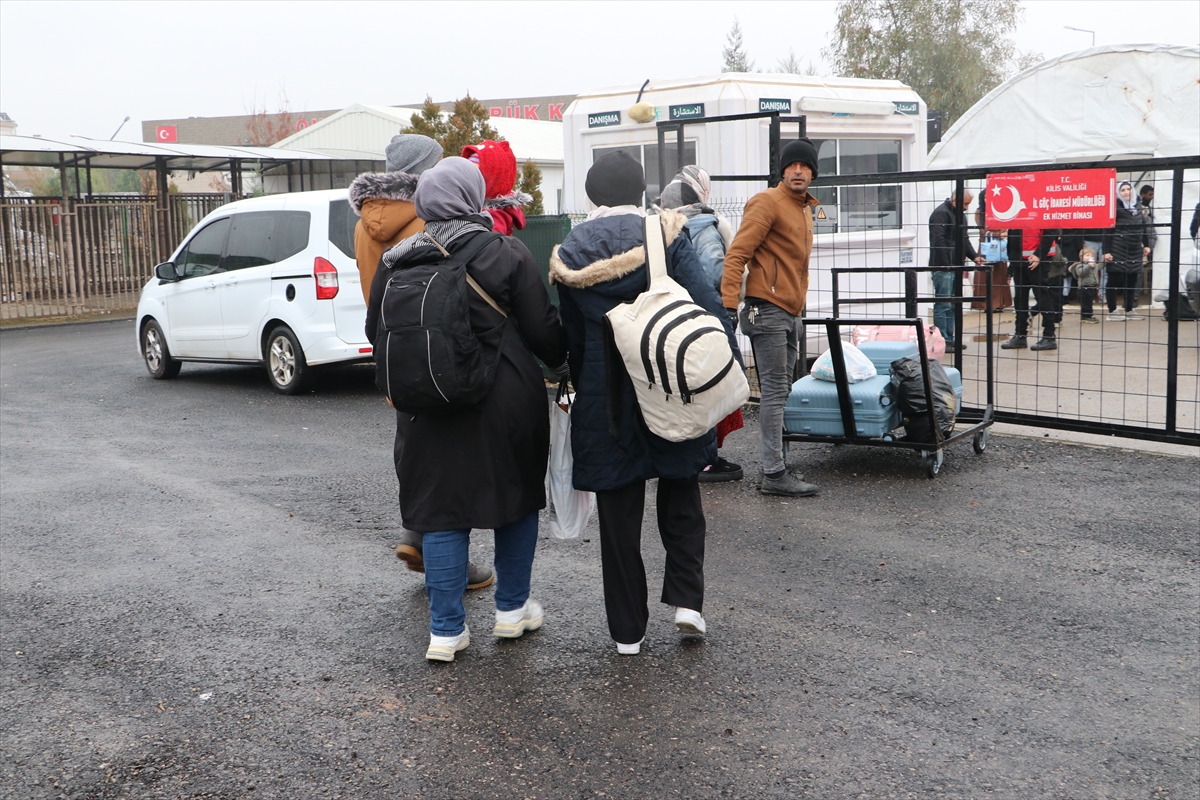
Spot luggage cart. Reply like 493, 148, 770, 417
782, 265, 995, 478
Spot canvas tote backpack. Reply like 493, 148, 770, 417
603, 214, 749, 442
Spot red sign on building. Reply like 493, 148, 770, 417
156, 125, 178, 143
985, 168, 1116, 229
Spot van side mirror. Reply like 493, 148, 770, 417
154, 262, 180, 281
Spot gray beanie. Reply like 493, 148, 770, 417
385, 134, 443, 175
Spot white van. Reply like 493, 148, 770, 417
135, 189, 371, 393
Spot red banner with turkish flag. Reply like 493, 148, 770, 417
985, 168, 1116, 229
156, 125, 178, 143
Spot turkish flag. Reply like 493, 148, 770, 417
156, 125, 178, 143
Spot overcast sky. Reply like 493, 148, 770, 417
1, 0, 1197, 141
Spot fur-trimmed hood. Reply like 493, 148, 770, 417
348, 171, 418, 215
548, 208, 686, 290
485, 191, 533, 210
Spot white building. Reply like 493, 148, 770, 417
271, 103, 565, 212
562, 74, 932, 338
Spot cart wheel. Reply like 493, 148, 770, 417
921, 449, 944, 479
972, 429, 991, 454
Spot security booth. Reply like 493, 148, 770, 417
561, 73, 933, 348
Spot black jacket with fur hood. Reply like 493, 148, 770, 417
549, 208, 739, 491
348, 171, 422, 303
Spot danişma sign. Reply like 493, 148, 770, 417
759, 98, 791, 113
669, 103, 705, 121
587, 111, 622, 129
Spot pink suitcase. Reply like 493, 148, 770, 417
850, 323, 946, 362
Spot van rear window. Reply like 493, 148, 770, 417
328, 199, 357, 259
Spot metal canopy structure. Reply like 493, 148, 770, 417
0, 134, 352, 198
0, 134, 338, 171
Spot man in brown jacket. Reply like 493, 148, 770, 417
350, 134, 494, 590
720, 139, 821, 498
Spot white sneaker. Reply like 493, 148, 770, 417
492, 599, 544, 638
1124, 313, 1144, 320
675, 608, 707, 635
616, 638, 643, 655
425, 625, 470, 662
1108, 311, 1126, 321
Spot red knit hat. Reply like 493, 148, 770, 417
461, 139, 517, 200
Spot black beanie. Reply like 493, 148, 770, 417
780, 138, 819, 178
586, 150, 647, 207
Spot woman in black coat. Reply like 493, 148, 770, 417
1102, 181, 1151, 320
365, 158, 567, 662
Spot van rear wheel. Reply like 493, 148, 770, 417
265, 325, 309, 394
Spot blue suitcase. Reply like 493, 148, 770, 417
856, 340, 918, 375
784, 374, 902, 437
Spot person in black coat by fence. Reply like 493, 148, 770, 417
1102, 181, 1151, 321
366, 157, 568, 662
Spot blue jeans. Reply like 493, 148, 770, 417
741, 300, 799, 475
931, 270, 957, 343
423, 511, 539, 637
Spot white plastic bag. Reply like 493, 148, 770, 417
545, 387, 594, 539
810, 342, 878, 383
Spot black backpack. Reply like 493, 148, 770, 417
374, 231, 507, 413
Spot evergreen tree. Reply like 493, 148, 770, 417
405, 95, 502, 158
722, 18, 755, 73
823, 0, 1040, 129
518, 160, 544, 216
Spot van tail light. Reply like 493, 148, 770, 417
314, 257, 339, 300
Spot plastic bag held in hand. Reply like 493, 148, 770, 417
544, 384, 595, 539
810, 342, 878, 383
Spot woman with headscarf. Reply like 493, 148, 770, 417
365, 157, 568, 662
659, 166, 744, 482
1102, 181, 1151, 321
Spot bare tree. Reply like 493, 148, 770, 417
823, 0, 1035, 128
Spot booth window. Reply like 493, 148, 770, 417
804, 139, 902, 233
592, 141, 697, 207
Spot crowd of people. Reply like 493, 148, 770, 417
351, 133, 1198, 662
351, 134, 823, 661
929, 181, 1200, 355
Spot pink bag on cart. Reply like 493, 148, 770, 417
850, 323, 946, 362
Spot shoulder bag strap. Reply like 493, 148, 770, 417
643, 213, 668, 289
426, 231, 508, 318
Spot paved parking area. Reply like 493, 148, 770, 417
1, 320, 1197, 799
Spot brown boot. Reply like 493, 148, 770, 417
467, 562, 495, 590
394, 529, 423, 573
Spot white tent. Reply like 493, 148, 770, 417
928, 44, 1200, 303
928, 44, 1199, 166
271, 104, 565, 212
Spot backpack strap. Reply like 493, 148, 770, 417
426, 231, 508, 318
643, 214, 669, 288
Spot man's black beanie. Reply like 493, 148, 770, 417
586, 150, 647, 207
780, 138, 819, 178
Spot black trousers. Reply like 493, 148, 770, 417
595, 476, 705, 645
1107, 269, 1140, 313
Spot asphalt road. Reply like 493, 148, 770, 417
1, 320, 1197, 800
